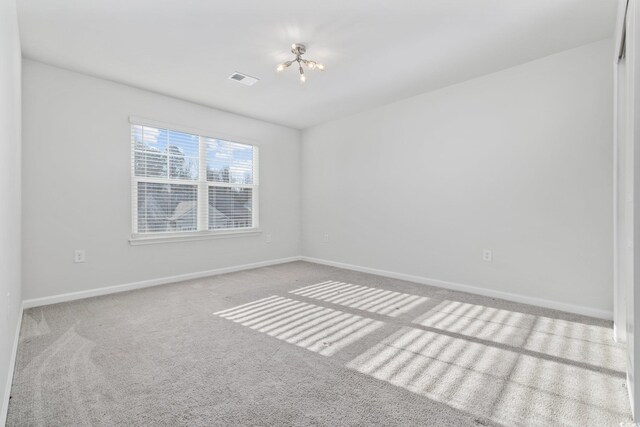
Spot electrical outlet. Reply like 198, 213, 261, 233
265, 233, 272, 243
482, 249, 493, 262
323, 233, 329, 243
74, 250, 86, 263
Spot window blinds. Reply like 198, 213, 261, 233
131, 123, 258, 235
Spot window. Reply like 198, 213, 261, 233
131, 122, 258, 240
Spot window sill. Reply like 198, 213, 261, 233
129, 228, 262, 246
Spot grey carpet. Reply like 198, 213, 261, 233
6, 261, 631, 426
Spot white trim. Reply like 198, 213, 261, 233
129, 228, 262, 245
132, 176, 258, 189
614, 0, 631, 348
252, 146, 260, 230
615, 322, 622, 343
22, 257, 302, 309
197, 136, 208, 231
20, 255, 615, 318
300, 257, 613, 320
1, 302, 24, 426
129, 115, 261, 147
630, 371, 635, 423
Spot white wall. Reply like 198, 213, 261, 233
302, 39, 613, 316
22, 60, 301, 300
0, 0, 21, 422
21, 38, 614, 317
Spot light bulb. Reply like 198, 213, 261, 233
317, 63, 325, 71
308, 62, 316, 69
276, 64, 285, 72
300, 74, 306, 83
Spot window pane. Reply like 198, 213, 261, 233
208, 186, 253, 229
167, 130, 199, 180
205, 138, 254, 184
133, 125, 168, 178
169, 154, 198, 180
137, 182, 197, 233
133, 125, 199, 180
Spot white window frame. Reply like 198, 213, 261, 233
129, 117, 260, 245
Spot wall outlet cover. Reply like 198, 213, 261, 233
74, 250, 86, 263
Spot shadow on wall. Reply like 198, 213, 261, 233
215, 280, 630, 426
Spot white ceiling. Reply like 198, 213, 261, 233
17, 0, 617, 129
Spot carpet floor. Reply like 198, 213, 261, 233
6, 261, 631, 426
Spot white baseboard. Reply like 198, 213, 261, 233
1, 301, 24, 426
301, 256, 613, 320
22, 256, 302, 309
20, 253, 613, 318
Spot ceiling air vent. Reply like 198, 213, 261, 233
228, 72, 259, 86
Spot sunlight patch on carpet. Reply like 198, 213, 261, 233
347, 326, 628, 426
289, 280, 428, 317
215, 296, 384, 356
